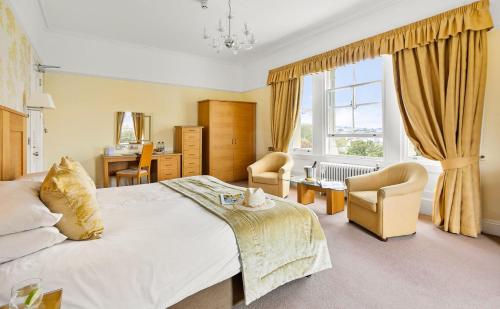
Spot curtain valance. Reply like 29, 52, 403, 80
267, 0, 493, 84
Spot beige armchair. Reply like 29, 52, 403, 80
247, 152, 293, 198
345, 162, 428, 241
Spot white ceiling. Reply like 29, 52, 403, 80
38, 0, 398, 61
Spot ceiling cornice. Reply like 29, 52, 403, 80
32, 0, 495, 67
37, 0, 50, 29
36, 0, 240, 66
236, 0, 403, 63
36, 0, 405, 65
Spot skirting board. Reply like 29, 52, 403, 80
420, 198, 433, 216
482, 219, 500, 237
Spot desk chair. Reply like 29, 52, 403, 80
116, 144, 153, 186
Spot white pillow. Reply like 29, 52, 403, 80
16, 171, 49, 182
0, 227, 67, 263
0, 181, 62, 236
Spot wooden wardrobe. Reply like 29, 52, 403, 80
198, 100, 256, 182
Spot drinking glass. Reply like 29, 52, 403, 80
9, 278, 42, 309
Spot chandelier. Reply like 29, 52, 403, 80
202, 0, 257, 54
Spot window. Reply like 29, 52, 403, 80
291, 74, 313, 152
119, 112, 137, 143
407, 139, 422, 158
326, 57, 384, 157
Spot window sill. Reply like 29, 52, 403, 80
291, 150, 313, 155
291, 153, 383, 167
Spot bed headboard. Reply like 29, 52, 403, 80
0, 105, 27, 180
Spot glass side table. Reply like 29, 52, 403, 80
287, 176, 347, 215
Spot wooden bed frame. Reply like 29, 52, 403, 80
0, 105, 27, 181
0, 104, 243, 308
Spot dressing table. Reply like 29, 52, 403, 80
104, 111, 183, 187
104, 112, 201, 187
102, 152, 181, 187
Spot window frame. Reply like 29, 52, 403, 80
402, 135, 441, 167
324, 59, 386, 158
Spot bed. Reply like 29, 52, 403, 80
0, 183, 242, 308
0, 105, 331, 308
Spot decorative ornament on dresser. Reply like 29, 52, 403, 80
202, 0, 257, 54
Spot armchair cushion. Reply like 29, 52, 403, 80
252, 172, 279, 185
349, 191, 377, 212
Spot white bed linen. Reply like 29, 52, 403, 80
0, 183, 240, 309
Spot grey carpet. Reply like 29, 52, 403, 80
233, 183, 500, 309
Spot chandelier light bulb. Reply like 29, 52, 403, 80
248, 33, 257, 45
243, 23, 250, 36
217, 19, 224, 33
211, 37, 219, 49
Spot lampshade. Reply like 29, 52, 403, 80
28, 93, 56, 109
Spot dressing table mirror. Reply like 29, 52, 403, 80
116, 111, 152, 144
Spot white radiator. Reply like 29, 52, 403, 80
318, 162, 379, 182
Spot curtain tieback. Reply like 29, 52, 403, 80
440, 156, 479, 170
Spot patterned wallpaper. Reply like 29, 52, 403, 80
0, 0, 41, 112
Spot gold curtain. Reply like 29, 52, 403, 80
116, 112, 125, 144
267, 1, 492, 84
270, 77, 302, 152
392, 29, 487, 237
132, 112, 144, 143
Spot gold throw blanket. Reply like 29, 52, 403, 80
161, 176, 332, 304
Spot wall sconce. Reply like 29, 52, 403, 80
28, 93, 56, 109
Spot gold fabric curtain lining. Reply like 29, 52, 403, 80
267, 0, 493, 84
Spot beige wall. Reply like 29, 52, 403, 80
43, 73, 248, 186
241, 86, 272, 158
481, 28, 500, 222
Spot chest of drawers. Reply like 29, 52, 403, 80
174, 126, 202, 177
157, 154, 181, 181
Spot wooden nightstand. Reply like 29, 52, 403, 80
0, 289, 62, 309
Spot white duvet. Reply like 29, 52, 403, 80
0, 183, 240, 309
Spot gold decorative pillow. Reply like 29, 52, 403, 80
40, 158, 103, 240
